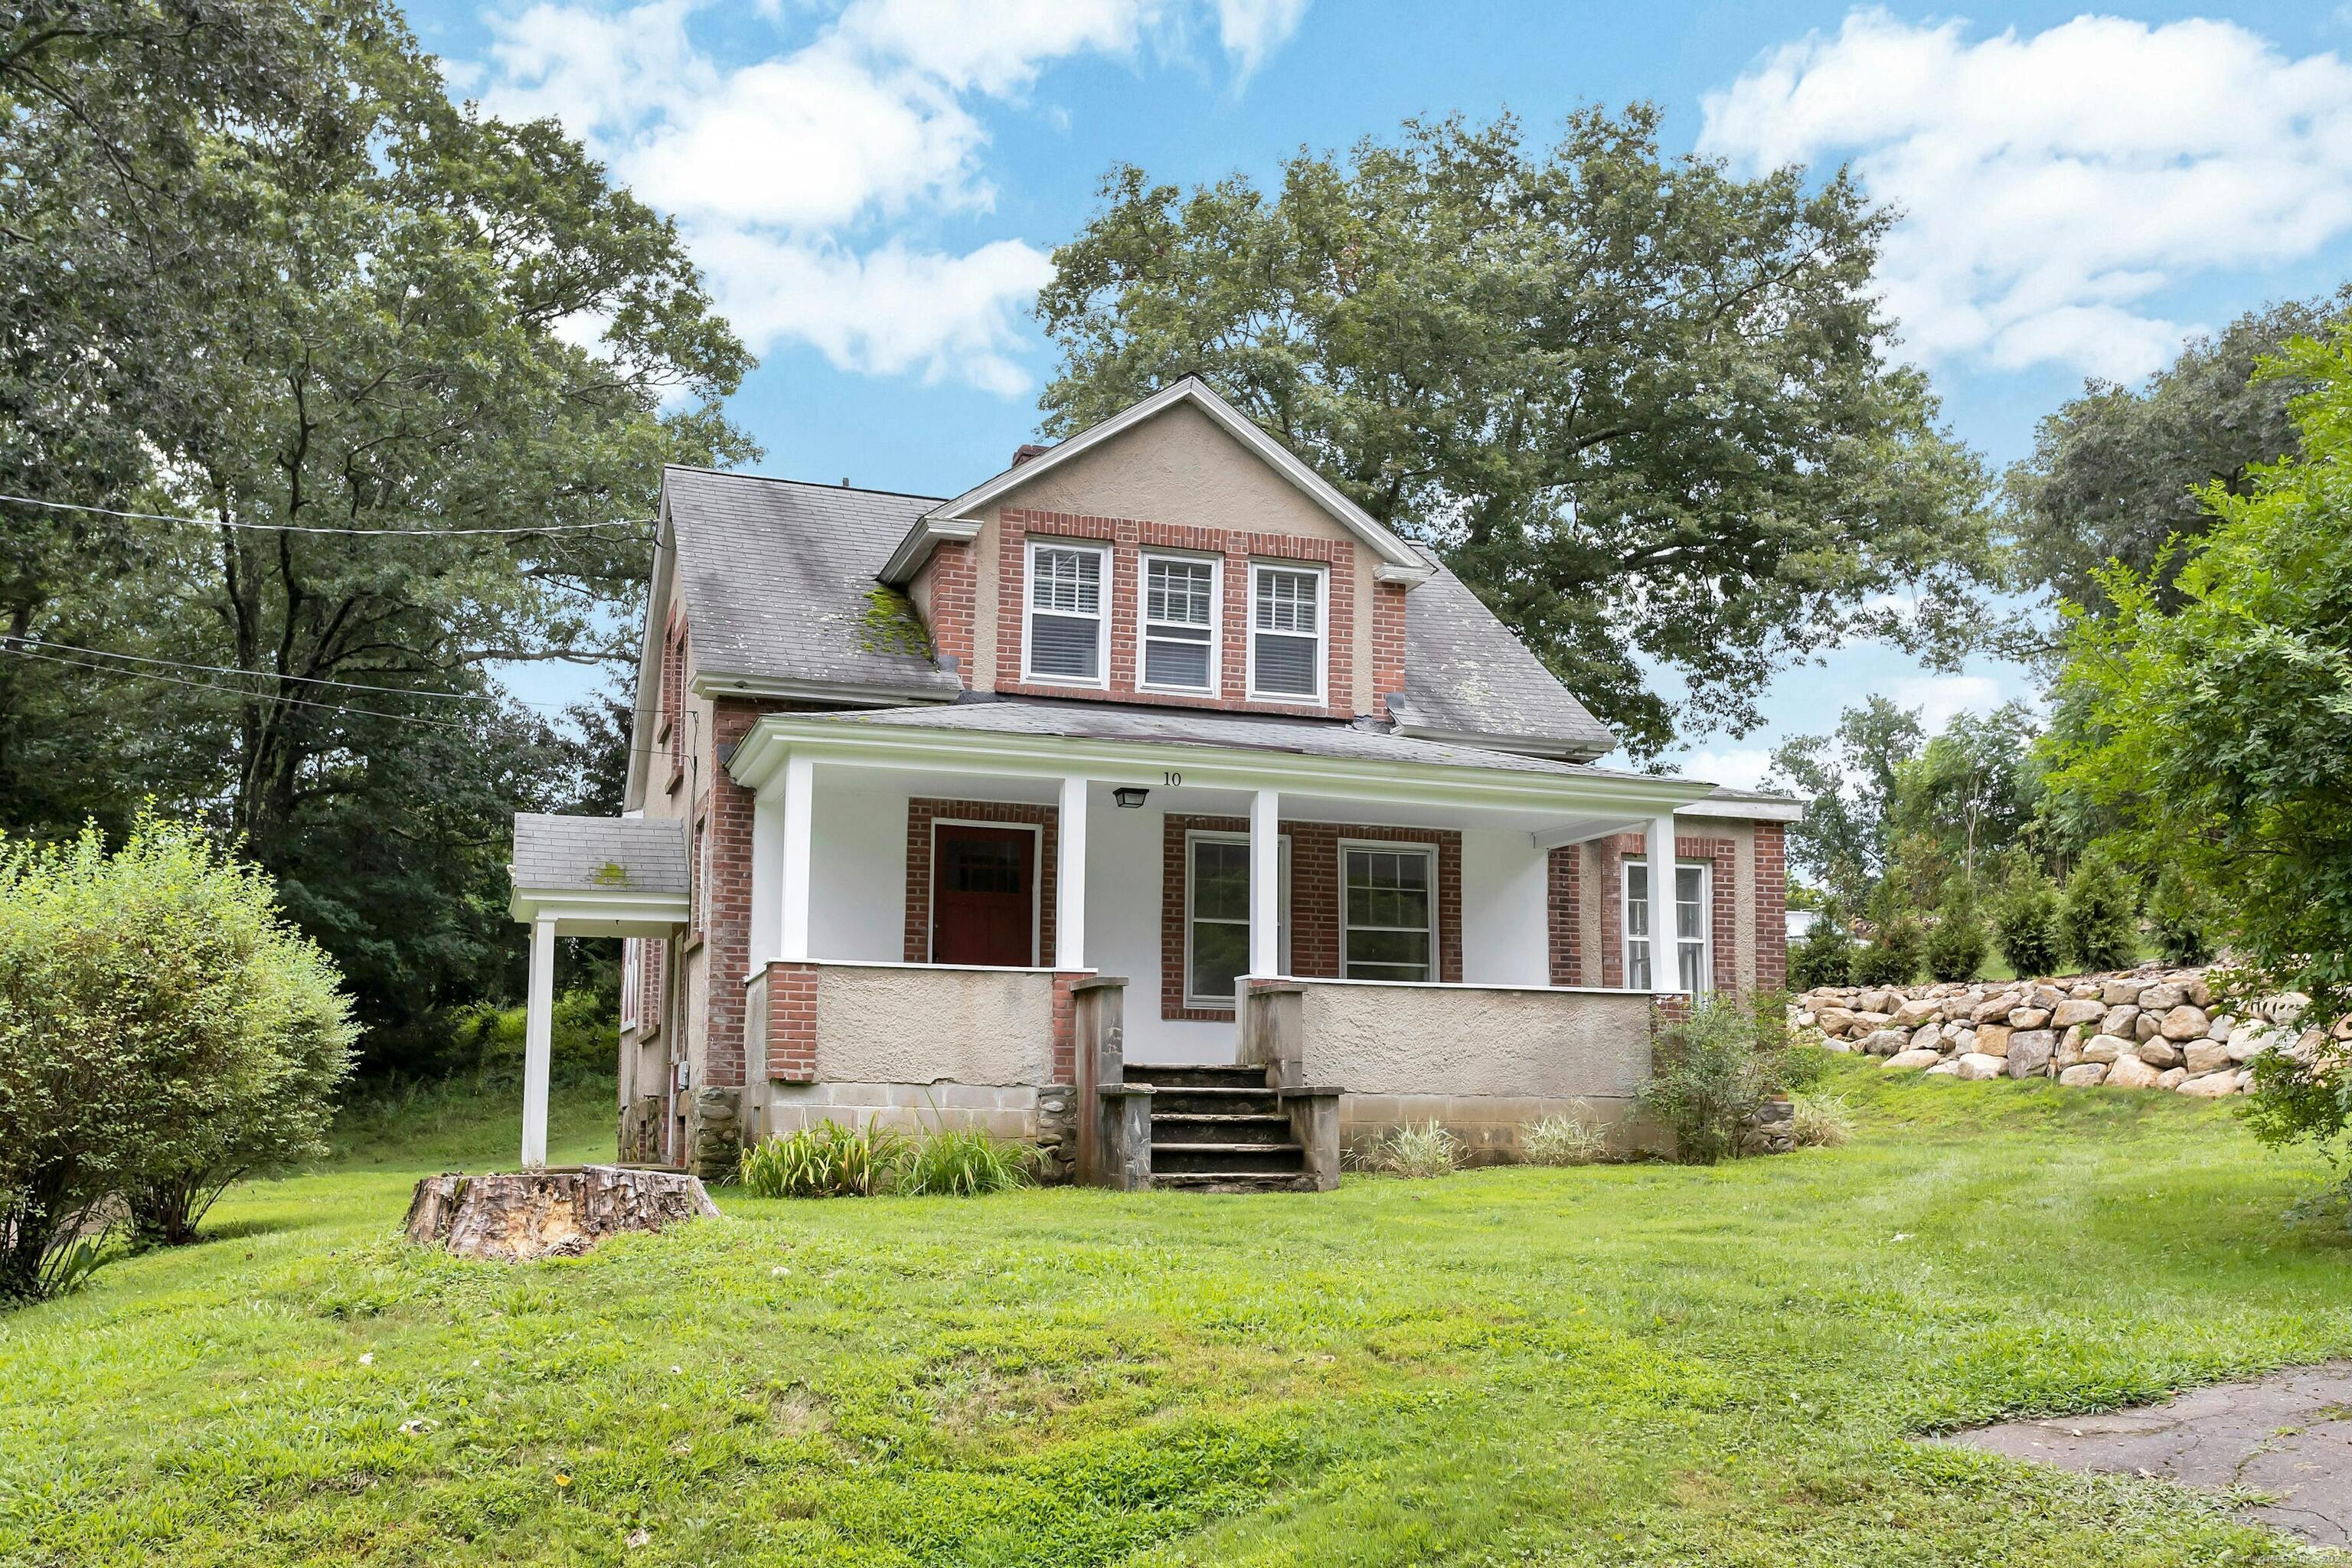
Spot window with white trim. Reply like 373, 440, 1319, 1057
1024, 540, 1108, 684
619, 937, 641, 1029
1185, 831, 1289, 1008
1140, 553, 1218, 692
1341, 844, 1436, 982
1247, 562, 1325, 701
1624, 858, 1710, 994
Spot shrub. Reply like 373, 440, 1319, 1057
1923, 884, 1988, 983
2060, 848, 2139, 972
897, 1127, 1033, 1196
740, 1119, 906, 1198
1847, 912, 1923, 988
2149, 864, 2219, 967
1788, 1091, 1856, 1148
0, 818, 357, 1298
1787, 916, 1855, 991
1369, 1121, 1463, 1178
1638, 994, 1793, 1165
1521, 1109, 1611, 1167
1990, 853, 2063, 978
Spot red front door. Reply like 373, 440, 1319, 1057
933, 825, 1036, 966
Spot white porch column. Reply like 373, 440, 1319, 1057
779, 751, 814, 962
1057, 774, 1088, 970
750, 785, 781, 968
1645, 813, 1679, 992
1249, 787, 1282, 978
520, 913, 556, 1168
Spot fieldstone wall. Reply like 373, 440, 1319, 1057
1791, 965, 2321, 1096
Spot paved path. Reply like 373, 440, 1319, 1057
1942, 1362, 2352, 1549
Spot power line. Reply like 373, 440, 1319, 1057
0, 492, 656, 537
7, 637, 597, 710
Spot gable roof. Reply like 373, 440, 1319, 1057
880, 377, 1434, 584
1392, 550, 1616, 760
664, 466, 965, 701
511, 813, 688, 896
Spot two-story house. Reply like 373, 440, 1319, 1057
508, 377, 1798, 1187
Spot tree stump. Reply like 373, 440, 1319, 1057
403, 1165, 720, 1262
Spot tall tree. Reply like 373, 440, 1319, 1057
2007, 288, 2351, 622
2, 0, 753, 1063
1036, 109, 1993, 756
1887, 702, 2041, 885
1766, 697, 1926, 911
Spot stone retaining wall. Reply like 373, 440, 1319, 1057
1790, 965, 2321, 1096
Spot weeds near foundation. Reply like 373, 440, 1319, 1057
1367, 1121, 1463, 1178
897, 1128, 1034, 1196
1789, 1091, 1857, 1148
740, 1119, 906, 1198
1521, 1108, 1612, 1166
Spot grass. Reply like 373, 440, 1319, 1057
4, 1063, 2350, 1566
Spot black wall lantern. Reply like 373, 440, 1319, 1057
1112, 786, 1150, 809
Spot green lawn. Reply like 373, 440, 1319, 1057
5, 1067, 2349, 1566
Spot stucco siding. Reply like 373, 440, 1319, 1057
812, 964, 1056, 1086
1298, 983, 1652, 1102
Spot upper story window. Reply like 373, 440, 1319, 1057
1248, 562, 1325, 702
1141, 554, 1218, 693
1024, 540, 1109, 685
1625, 858, 1709, 995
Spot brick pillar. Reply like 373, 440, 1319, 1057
1755, 822, 1788, 994
1547, 846, 1580, 985
764, 960, 818, 1083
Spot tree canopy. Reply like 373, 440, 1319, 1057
1035, 109, 1994, 758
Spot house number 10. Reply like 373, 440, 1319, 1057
1163, 771, 1182, 786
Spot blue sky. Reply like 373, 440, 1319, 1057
405, 0, 2352, 783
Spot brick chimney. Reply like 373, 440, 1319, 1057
1010, 443, 1052, 468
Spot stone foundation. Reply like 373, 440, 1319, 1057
619, 1095, 665, 1165
684, 1086, 741, 1181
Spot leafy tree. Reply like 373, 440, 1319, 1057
1924, 881, 1987, 983
2148, 864, 2219, 968
0, 816, 354, 1299
1037, 109, 1993, 757
1766, 697, 1927, 910
1787, 913, 1855, 992
2009, 289, 2351, 622
2048, 325, 2352, 1198
1888, 702, 2043, 884
2057, 848, 2138, 973
2, 2, 750, 1061
1849, 909, 1922, 988
1988, 849, 2063, 979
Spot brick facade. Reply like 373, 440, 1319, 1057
1547, 847, 1580, 986
902, 798, 1060, 965
991, 507, 1361, 720
1592, 832, 1738, 994
1754, 822, 1788, 993
926, 538, 977, 681
763, 960, 818, 1082
701, 697, 804, 1089
1159, 813, 1462, 1021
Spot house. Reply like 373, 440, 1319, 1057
507, 377, 1798, 1188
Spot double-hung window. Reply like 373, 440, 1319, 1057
1185, 832, 1289, 1008
619, 937, 641, 1030
1247, 562, 1325, 701
1341, 844, 1436, 982
1024, 540, 1108, 684
1141, 554, 1219, 692
1624, 858, 1710, 994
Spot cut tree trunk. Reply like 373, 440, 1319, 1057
403, 1165, 720, 1263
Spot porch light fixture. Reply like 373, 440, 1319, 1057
1112, 786, 1150, 809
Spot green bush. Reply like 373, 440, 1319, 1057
455, 990, 614, 1071
1847, 913, 1923, 988
1923, 883, 1987, 982
1990, 851, 2063, 978
1520, 1110, 1610, 1167
740, 1119, 906, 1198
1368, 1121, 1464, 1178
1787, 916, 1855, 991
1637, 994, 1795, 1165
897, 1127, 1034, 1195
2060, 848, 2139, 972
2149, 864, 2219, 966
1789, 1090, 1855, 1148
0, 818, 357, 1298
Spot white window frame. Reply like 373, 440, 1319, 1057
619, 936, 641, 1030
1338, 840, 1439, 983
1622, 857, 1711, 995
1245, 560, 1328, 704
1138, 550, 1222, 694
1184, 829, 1291, 1010
1022, 538, 1111, 688
927, 818, 1044, 967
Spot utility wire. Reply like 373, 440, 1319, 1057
5, 636, 603, 710
0, 492, 655, 537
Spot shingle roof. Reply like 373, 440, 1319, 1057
793, 697, 1654, 783
511, 814, 688, 895
1396, 550, 1616, 760
665, 466, 965, 697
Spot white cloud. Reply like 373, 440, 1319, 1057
1673, 746, 1776, 792
1886, 673, 2003, 734
1700, 10, 2352, 381
472, 0, 1308, 393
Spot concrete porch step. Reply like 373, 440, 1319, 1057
1136, 1084, 1280, 1116
1149, 1171, 1320, 1194
1152, 1139, 1306, 1175
1124, 1063, 1270, 1089
1149, 1112, 1294, 1146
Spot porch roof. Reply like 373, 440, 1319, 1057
507, 813, 691, 932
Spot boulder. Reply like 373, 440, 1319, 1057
1909, 1022, 1942, 1054
2059, 1063, 2109, 1087
2183, 1039, 2233, 1076
1975, 1022, 2014, 1058
1925, 1060, 1960, 1076
2178, 1071, 2239, 1098
2105, 1054, 2162, 1089
2158, 1004, 2210, 1041
2136, 1037, 2184, 1070
2156, 1067, 2189, 1090
2068, 982, 2103, 1001
2007, 1006, 2051, 1029
1793, 1010, 1818, 1030
1854, 1011, 1894, 1031
1952, 1052, 2006, 1081
1949, 1026, 1978, 1054
2007, 1030, 2057, 1078
2101, 978, 2148, 1007
2100, 1004, 2141, 1037
2139, 982, 2187, 1011
2226, 1023, 2271, 1063
1816, 1007, 1858, 1035
1821, 1037, 1854, 1054
2051, 998, 2105, 1029
2082, 1034, 2129, 1065
2186, 975, 2212, 1008
2031, 984, 2067, 1011
1857, 1029, 1909, 1057
2205, 1012, 2234, 1041
1971, 995, 2022, 1025
1883, 1047, 1944, 1071
1856, 988, 1900, 1018
2135, 1012, 2164, 1041
1891, 998, 1942, 1028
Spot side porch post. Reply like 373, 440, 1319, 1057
1249, 787, 1281, 978
1645, 813, 1679, 994
521, 912, 556, 1169
779, 751, 814, 962
1057, 773, 1087, 969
